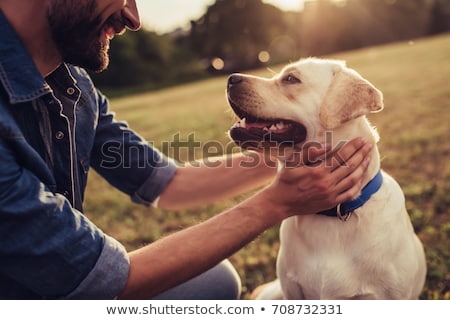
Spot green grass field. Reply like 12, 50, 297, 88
85, 33, 450, 299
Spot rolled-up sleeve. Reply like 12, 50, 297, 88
90, 91, 177, 205
131, 152, 177, 206
0, 139, 129, 299
66, 235, 129, 299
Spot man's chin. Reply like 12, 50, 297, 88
89, 55, 109, 73
63, 48, 109, 73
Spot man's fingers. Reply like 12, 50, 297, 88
325, 138, 373, 204
330, 140, 373, 178
283, 143, 330, 168
304, 143, 331, 165
327, 138, 367, 170
334, 156, 371, 200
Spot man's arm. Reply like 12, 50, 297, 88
157, 138, 370, 211
119, 138, 372, 299
157, 151, 278, 211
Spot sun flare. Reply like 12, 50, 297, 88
263, 0, 305, 11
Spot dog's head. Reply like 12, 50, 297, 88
227, 58, 383, 151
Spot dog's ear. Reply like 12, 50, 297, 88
319, 67, 384, 129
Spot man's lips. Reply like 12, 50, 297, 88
103, 14, 126, 40
104, 28, 115, 40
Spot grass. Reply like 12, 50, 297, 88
84, 33, 450, 299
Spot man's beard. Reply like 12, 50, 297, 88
47, 0, 110, 73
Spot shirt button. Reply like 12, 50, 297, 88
66, 87, 76, 95
55, 131, 65, 139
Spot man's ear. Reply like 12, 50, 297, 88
319, 68, 384, 129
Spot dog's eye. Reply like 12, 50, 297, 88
283, 74, 301, 84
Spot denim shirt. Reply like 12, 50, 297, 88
0, 11, 177, 299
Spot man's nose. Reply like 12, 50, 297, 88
122, 0, 141, 31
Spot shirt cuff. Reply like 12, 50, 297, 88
132, 153, 177, 206
65, 235, 130, 300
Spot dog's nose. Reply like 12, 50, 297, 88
228, 74, 243, 88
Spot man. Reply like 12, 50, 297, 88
0, 0, 372, 299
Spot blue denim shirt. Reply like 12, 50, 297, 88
0, 11, 177, 299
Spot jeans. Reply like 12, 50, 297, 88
152, 260, 241, 300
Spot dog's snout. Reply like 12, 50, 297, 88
228, 74, 244, 88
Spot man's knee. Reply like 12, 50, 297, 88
213, 260, 241, 299
152, 260, 241, 300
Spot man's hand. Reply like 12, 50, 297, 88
261, 138, 373, 218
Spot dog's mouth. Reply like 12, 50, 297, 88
228, 103, 307, 150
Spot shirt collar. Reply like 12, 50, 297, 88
0, 10, 52, 104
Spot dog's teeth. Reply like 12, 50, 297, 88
241, 118, 246, 128
276, 122, 285, 130
263, 127, 270, 132
270, 124, 277, 131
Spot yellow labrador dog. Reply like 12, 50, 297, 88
227, 58, 426, 299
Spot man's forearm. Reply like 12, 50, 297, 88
118, 191, 281, 299
157, 152, 277, 211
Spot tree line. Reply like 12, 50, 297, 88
91, 0, 450, 93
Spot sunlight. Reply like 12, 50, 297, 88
263, 0, 305, 11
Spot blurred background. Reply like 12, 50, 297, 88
91, 0, 450, 95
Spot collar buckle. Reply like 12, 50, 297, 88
337, 204, 353, 222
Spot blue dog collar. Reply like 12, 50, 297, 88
318, 170, 383, 221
